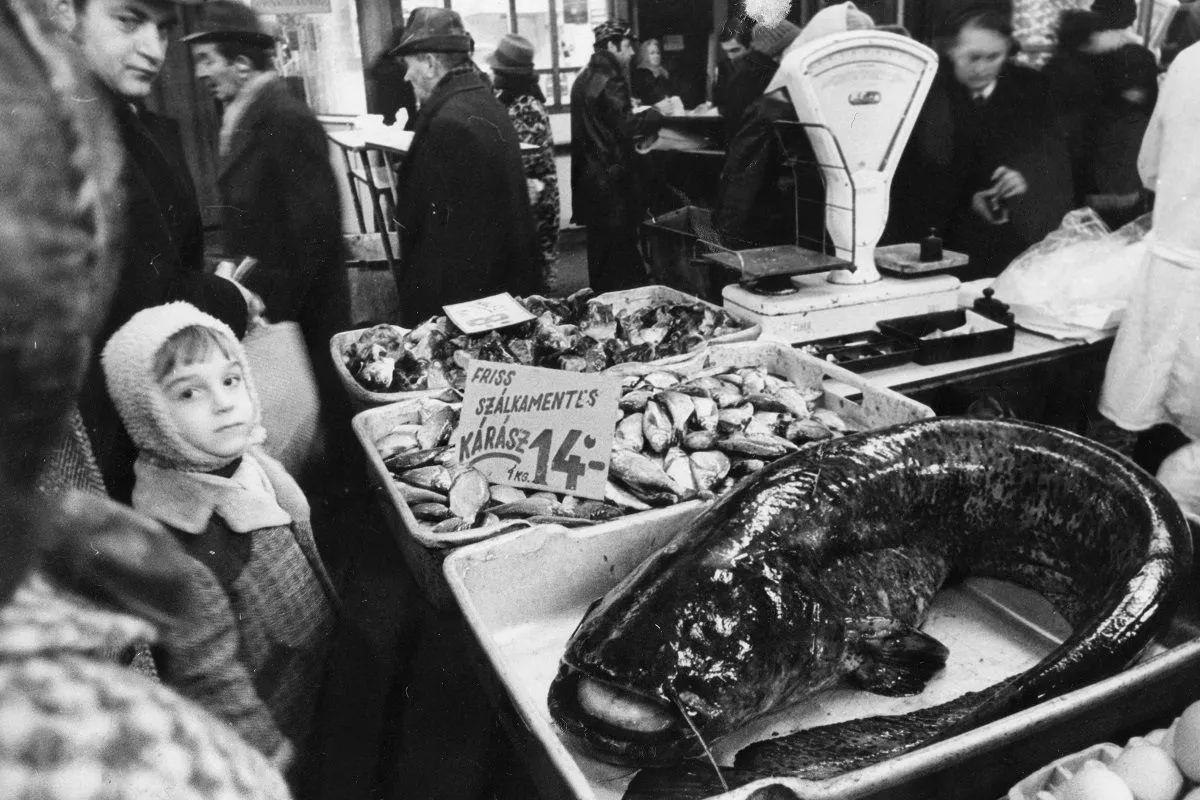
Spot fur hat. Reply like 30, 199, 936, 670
102, 302, 265, 473
488, 33, 536, 75
751, 19, 802, 57
388, 7, 473, 57
180, 0, 276, 49
593, 20, 634, 47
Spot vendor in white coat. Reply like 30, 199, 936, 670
1099, 42, 1200, 473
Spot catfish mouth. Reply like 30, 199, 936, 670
549, 665, 695, 765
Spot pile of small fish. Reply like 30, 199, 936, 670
607, 366, 853, 506
373, 366, 855, 536
344, 288, 749, 394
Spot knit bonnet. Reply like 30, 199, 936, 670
101, 302, 265, 472
763, 3, 876, 94
751, 19, 802, 57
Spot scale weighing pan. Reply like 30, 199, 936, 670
702, 245, 854, 282
766, 31, 938, 284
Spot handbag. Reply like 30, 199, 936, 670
242, 320, 325, 483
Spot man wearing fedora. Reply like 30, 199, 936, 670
51, 0, 252, 503
388, 7, 540, 326
181, 0, 351, 476
570, 20, 664, 293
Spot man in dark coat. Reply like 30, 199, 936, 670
182, 0, 351, 474
67, 0, 249, 503
720, 19, 799, 142
570, 20, 664, 293
388, 8, 540, 326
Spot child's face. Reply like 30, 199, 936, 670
160, 352, 254, 463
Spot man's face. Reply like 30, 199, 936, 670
720, 39, 748, 61
192, 43, 244, 104
74, 0, 177, 99
607, 37, 635, 67
949, 26, 1008, 93
402, 54, 438, 103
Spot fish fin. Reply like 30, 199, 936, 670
847, 618, 949, 696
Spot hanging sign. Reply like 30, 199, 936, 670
443, 293, 536, 335
455, 361, 619, 500
252, 0, 331, 14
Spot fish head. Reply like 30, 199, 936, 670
548, 500, 846, 766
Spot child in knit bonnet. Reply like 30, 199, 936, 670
102, 301, 337, 771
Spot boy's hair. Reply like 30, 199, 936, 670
153, 325, 235, 383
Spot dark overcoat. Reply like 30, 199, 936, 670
394, 66, 540, 326
215, 77, 349, 373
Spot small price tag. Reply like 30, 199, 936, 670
454, 360, 619, 500
443, 293, 536, 335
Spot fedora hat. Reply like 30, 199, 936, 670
487, 33, 535, 75
388, 8, 473, 57
180, 0, 275, 49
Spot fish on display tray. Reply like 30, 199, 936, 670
542, 418, 1191, 797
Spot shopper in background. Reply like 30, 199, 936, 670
369, 24, 418, 127
1099, 41, 1200, 474
0, 3, 291, 795
570, 19, 665, 292
60, 0, 252, 504
720, 18, 800, 142
389, 7, 540, 325
488, 33, 561, 293
713, 15, 753, 112
715, 2, 875, 250
183, 0, 352, 490
632, 37, 678, 106
884, 9, 1073, 280
102, 301, 339, 780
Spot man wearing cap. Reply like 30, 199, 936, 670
182, 0, 351, 470
571, 20, 665, 293
388, 7, 540, 325
54, 0, 251, 502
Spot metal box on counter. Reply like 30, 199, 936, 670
443, 513, 1200, 800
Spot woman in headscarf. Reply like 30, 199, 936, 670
631, 37, 678, 106
488, 33, 561, 292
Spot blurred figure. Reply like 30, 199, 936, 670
713, 15, 754, 112
1100, 42, 1200, 473
389, 8, 540, 324
60, 0, 251, 503
0, 1, 290, 796
885, 10, 1073, 280
632, 37, 678, 105
721, 18, 799, 141
182, 0, 352, 488
571, 19, 665, 292
488, 33, 561, 292
369, 24, 418, 127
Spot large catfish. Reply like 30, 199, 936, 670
548, 418, 1192, 769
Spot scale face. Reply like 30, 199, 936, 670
767, 31, 938, 283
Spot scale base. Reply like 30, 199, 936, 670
723, 273, 961, 344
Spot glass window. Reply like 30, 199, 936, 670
266, 5, 367, 116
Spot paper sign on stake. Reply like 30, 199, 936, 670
454, 360, 620, 500
443, 293, 535, 335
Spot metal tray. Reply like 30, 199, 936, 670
794, 330, 918, 373
443, 515, 1200, 800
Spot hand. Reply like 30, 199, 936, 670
989, 166, 1027, 201
972, 189, 1010, 225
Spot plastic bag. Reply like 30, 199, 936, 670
990, 208, 1152, 341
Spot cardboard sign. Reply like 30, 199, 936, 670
443, 293, 535, 335
455, 361, 619, 500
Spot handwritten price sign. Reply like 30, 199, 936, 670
454, 361, 619, 499
442, 293, 535, 335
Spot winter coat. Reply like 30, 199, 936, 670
631, 66, 676, 105
885, 60, 1073, 279
570, 49, 663, 229
720, 50, 778, 142
216, 76, 349, 371
79, 91, 248, 504
394, 66, 541, 326
498, 90, 561, 283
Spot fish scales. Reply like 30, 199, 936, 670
549, 418, 1191, 773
